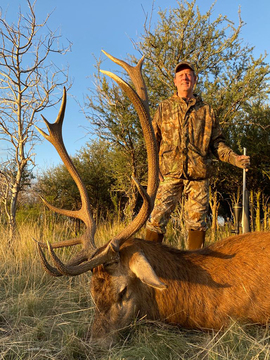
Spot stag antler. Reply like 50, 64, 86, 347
37, 51, 159, 276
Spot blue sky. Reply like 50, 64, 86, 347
1, 0, 270, 174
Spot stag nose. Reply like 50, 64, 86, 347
90, 333, 115, 349
90, 315, 119, 348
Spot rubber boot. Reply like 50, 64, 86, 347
188, 230, 205, 250
145, 229, 164, 243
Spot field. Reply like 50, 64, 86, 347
1, 221, 270, 360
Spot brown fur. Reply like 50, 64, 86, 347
90, 232, 270, 344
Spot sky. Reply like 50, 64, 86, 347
1, 0, 270, 174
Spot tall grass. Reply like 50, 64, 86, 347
1, 221, 270, 359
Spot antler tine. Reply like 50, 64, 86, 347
37, 241, 63, 277
43, 241, 120, 276
101, 50, 149, 114
35, 87, 96, 252
37, 196, 89, 249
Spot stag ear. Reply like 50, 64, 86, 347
129, 251, 167, 290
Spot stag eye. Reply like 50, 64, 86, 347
103, 260, 119, 273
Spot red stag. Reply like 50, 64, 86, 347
36, 51, 270, 347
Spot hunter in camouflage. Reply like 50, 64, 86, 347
145, 61, 250, 249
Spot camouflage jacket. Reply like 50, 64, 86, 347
152, 94, 238, 180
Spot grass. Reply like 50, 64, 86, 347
1, 221, 270, 359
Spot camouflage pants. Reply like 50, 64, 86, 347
146, 176, 209, 234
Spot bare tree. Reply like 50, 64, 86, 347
0, 0, 71, 242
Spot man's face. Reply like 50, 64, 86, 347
174, 67, 196, 97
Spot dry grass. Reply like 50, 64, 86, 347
1, 221, 270, 359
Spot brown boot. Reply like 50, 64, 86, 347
188, 230, 205, 250
145, 229, 164, 243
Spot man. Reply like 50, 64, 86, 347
145, 61, 250, 249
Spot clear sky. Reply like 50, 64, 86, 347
1, 0, 269, 174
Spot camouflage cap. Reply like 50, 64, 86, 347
175, 61, 195, 74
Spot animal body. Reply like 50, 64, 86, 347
90, 231, 270, 344
35, 51, 270, 347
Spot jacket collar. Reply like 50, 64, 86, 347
171, 92, 202, 105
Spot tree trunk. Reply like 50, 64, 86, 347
123, 182, 138, 221
8, 182, 20, 243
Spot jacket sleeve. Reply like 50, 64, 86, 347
210, 109, 239, 165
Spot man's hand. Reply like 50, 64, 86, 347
234, 155, 250, 170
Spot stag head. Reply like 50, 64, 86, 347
36, 51, 166, 344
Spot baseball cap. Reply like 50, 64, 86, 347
175, 61, 195, 74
